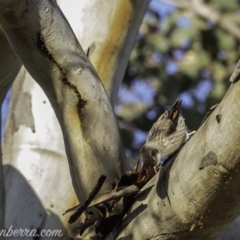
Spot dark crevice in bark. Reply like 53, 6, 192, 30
37, 33, 87, 109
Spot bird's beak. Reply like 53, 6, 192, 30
169, 99, 182, 121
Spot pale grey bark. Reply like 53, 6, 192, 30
113, 81, 240, 239
2, 0, 239, 239
0, 26, 21, 230
3, 68, 79, 239
0, 0, 149, 239
60, 0, 150, 105
0, 0, 127, 203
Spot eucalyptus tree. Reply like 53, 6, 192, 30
0, 1, 240, 239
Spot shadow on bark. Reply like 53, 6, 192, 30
157, 154, 177, 201
3, 165, 72, 239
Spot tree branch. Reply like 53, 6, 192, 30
114, 63, 240, 239
158, 0, 240, 41
3, 70, 80, 237
68, 0, 150, 105
1, 1, 149, 237
191, 0, 240, 41
0, 0, 127, 202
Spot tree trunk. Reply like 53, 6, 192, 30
0, 26, 21, 231
0, 0, 148, 238
113, 80, 240, 239
3, 69, 78, 239
58, 0, 149, 105
2, 0, 239, 239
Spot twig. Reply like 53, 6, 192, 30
63, 175, 107, 224
200, 104, 218, 126
89, 185, 139, 208
230, 60, 240, 83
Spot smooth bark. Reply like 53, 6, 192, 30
0, 0, 127, 202
1, 0, 149, 238
0, 26, 21, 230
58, 0, 150, 105
114, 78, 240, 239
4, 1, 238, 239
3, 69, 79, 239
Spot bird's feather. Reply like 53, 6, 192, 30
141, 99, 187, 166
147, 99, 182, 142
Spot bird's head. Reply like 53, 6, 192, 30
140, 144, 161, 166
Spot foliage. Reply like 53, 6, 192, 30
116, 0, 240, 164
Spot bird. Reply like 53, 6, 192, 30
140, 99, 188, 168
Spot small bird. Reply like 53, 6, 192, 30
140, 99, 188, 168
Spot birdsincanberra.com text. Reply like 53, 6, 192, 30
0, 225, 63, 238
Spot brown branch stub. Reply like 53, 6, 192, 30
200, 103, 218, 126
37, 33, 87, 109
63, 175, 106, 224
201, 59, 240, 126
63, 161, 161, 238
86, 175, 107, 206
88, 185, 139, 209
86, 47, 91, 58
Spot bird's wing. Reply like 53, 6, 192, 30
146, 99, 182, 143
146, 116, 172, 142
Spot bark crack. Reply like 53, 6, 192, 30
37, 33, 87, 109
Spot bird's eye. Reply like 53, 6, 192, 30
151, 149, 158, 158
